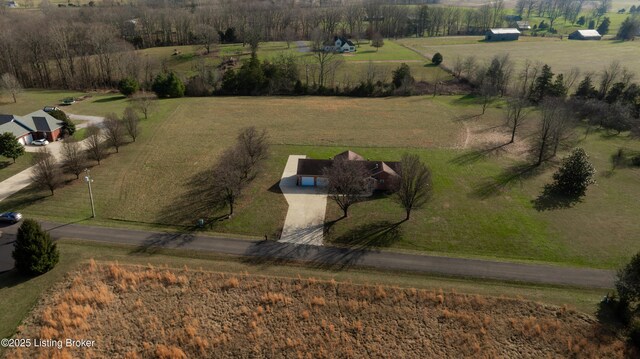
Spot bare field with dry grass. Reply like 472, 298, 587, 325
6, 262, 633, 359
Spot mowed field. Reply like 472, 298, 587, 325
5, 262, 633, 358
398, 36, 640, 78
142, 39, 452, 84
1, 91, 639, 268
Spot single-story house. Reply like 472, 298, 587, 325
5, 1, 18, 8
568, 29, 602, 40
516, 21, 531, 30
324, 36, 357, 53
296, 150, 400, 192
0, 110, 64, 145
485, 28, 521, 41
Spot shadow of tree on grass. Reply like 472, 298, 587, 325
471, 162, 545, 199
155, 168, 226, 229
130, 230, 198, 255
532, 186, 582, 211
450, 142, 511, 165
331, 220, 404, 248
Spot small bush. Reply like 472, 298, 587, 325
432, 52, 443, 65
632, 155, 640, 167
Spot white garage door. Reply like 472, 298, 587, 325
300, 177, 315, 187
18, 134, 33, 145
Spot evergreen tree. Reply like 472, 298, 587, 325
152, 72, 185, 98
49, 109, 76, 136
530, 64, 554, 103
597, 17, 611, 35
605, 82, 626, 104
549, 148, 596, 198
617, 15, 640, 40
392, 63, 413, 89
12, 219, 59, 275
549, 74, 567, 98
118, 77, 140, 97
0, 132, 25, 163
574, 76, 598, 99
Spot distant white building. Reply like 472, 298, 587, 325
323, 36, 357, 53
485, 28, 521, 41
5, 1, 19, 8
568, 29, 602, 40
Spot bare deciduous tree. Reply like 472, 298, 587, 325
310, 27, 341, 88
132, 92, 157, 119
212, 148, 246, 218
85, 124, 106, 164
123, 107, 140, 142
194, 24, 218, 54
236, 126, 269, 180
395, 153, 432, 221
324, 158, 371, 218
31, 148, 62, 195
531, 98, 572, 165
60, 138, 86, 179
505, 97, 530, 144
0, 73, 23, 103
103, 113, 125, 153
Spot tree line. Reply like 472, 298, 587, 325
0, 0, 511, 91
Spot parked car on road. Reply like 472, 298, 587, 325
32, 139, 49, 146
0, 212, 22, 224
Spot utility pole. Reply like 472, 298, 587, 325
84, 168, 96, 218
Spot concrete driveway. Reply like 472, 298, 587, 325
279, 155, 327, 246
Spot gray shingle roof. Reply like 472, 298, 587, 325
0, 115, 32, 138
19, 110, 63, 132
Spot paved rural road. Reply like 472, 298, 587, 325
0, 221, 616, 288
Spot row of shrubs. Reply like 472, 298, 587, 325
118, 58, 440, 99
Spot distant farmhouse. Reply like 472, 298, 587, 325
516, 21, 531, 31
485, 28, 521, 41
568, 29, 602, 40
5, 1, 18, 8
296, 150, 400, 191
324, 36, 357, 53
0, 111, 64, 145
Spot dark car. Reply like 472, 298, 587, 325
0, 212, 22, 224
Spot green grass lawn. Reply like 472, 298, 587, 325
0, 238, 608, 354
0, 153, 33, 183
72, 127, 87, 140
0, 92, 638, 269
397, 36, 640, 80
321, 135, 640, 269
137, 39, 450, 85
